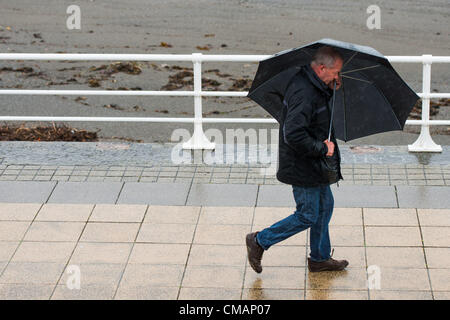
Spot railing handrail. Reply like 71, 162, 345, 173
1, 53, 450, 62
0, 53, 449, 152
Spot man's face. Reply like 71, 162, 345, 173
316, 58, 343, 87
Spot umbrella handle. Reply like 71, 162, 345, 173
327, 80, 337, 141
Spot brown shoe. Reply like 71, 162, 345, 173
308, 257, 349, 272
246, 232, 264, 273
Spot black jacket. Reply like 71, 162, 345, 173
276, 64, 343, 187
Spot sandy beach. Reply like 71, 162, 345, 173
0, 0, 449, 144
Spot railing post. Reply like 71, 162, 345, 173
182, 53, 215, 150
408, 54, 442, 152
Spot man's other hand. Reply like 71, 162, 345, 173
323, 139, 334, 157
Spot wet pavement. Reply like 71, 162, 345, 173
0, 141, 449, 300
1, 142, 450, 187
0, 203, 448, 300
2, 142, 450, 166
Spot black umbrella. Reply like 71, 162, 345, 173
247, 38, 419, 141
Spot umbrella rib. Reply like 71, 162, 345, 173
301, 49, 313, 57
341, 74, 373, 84
343, 52, 358, 68
373, 82, 403, 130
341, 64, 381, 75
342, 78, 348, 142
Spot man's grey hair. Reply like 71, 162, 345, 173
311, 46, 344, 68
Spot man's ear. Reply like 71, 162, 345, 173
319, 64, 326, 73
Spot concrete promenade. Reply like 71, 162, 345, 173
0, 142, 449, 300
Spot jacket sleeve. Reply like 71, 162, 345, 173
282, 86, 328, 158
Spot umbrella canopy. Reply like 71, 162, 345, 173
247, 38, 419, 141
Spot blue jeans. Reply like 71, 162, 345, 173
256, 184, 334, 262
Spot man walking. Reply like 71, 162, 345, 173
246, 46, 348, 273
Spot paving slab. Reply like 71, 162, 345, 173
257, 185, 398, 208
47, 182, 123, 204
257, 185, 295, 207
0, 204, 445, 300
0, 203, 42, 221
186, 183, 258, 206
0, 283, 55, 300
0, 181, 55, 203
396, 186, 450, 209
117, 182, 190, 205
1, 181, 447, 210
331, 185, 398, 208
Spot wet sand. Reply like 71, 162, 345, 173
0, 0, 449, 144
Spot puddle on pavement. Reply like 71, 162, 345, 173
95, 143, 130, 150
247, 278, 268, 300
349, 146, 382, 154
411, 152, 433, 165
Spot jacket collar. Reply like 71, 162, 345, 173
303, 64, 332, 97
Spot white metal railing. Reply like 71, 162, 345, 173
0, 53, 449, 151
